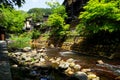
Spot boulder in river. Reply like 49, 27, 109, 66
67, 71, 88, 80
87, 72, 99, 80
96, 60, 104, 64
23, 47, 31, 52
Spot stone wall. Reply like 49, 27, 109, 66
61, 36, 120, 59
32, 36, 120, 59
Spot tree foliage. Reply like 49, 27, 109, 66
46, 1, 67, 18
27, 8, 51, 22
46, 1, 70, 47
47, 1, 69, 36
76, 0, 120, 35
0, 5, 27, 33
0, 0, 25, 7
0, 9, 5, 26
48, 13, 69, 35
75, 0, 120, 57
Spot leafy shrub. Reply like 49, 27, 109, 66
32, 30, 41, 39
8, 34, 32, 50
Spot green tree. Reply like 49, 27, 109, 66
75, 0, 120, 57
76, 0, 120, 35
0, 0, 25, 7
0, 10, 5, 26
46, 1, 70, 47
48, 13, 69, 35
27, 8, 51, 22
46, 1, 67, 18
0, 6, 27, 33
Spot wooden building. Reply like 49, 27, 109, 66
43, 15, 48, 22
23, 17, 34, 31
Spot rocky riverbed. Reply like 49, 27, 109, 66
8, 47, 101, 80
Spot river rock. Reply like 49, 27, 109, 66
55, 57, 62, 62
75, 71, 88, 80
74, 64, 81, 71
23, 47, 31, 52
39, 57, 45, 62
25, 57, 32, 62
34, 62, 47, 67
14, 52, 23, 56
67, 58, 75, 63
67, 71, 88, 80
30, 70, 37, 76
59, 61, 69, 69
12, 64, 18, 68
51, 60, 59, 69
37, 49, 44, 53
81, 68, 91, 73
96, 60, 104, 64
65, 67, 74, 76
69, 62, 75, 68
87, 73, 100, 80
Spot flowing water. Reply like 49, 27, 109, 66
46, 48, 120, 80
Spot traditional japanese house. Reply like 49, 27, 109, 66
23, 17, 34, 31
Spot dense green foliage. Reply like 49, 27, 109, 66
0, 5, 27, 33
8, 33, 32, 49
46, 1, 70, 47
76, 0, 120, 35
8, 30, 41, 49
46, 1, 67, 18
75, 0, 120, 57
32, 30, 41, 39
48, 13, 69, 35
0, 9, 5, 26
27, 8, 51, 22
47, 1, 69, 35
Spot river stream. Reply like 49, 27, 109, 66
46, 48, 120, 80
